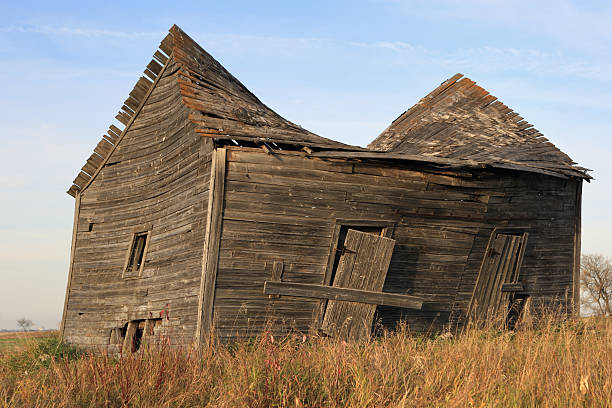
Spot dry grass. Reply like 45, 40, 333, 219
0, 331, 57, 353
0, 316, 610, 407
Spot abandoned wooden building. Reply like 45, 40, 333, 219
60, 25, 590, 351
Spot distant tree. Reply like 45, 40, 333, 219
581, 254, 612, 316
16, 317, 34, 332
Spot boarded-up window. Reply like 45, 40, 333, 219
123, 231, 150, 278
469, 231, 528, 322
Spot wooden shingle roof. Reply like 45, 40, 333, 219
368, 74, 591, 179
67, 30, 589, 197
67, 25, 359, 197
170, 26, 357, 150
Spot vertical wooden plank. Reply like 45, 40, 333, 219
321, 230, 396, 341
478, 235, 507, 319
268, 261, 284, 299
195, 147, 226, 345
122, 322, 137, 354
315, 221, 394, 331
491, 236, 519, 315
573, 181, 582, 314
141, 319, 155, 348
469, 232, 529, 323
59, 193, 81, 339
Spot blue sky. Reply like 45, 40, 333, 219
1, 0, 610, 329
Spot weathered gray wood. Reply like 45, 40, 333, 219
197, 148, 226, 345
263, 281, 423, 309
501, 283, 524, 292
468, 232, 528, 322
367, 73, 590, 180
122, 321, 137, 354
321, 230, 396, 341
60, 193, 81, 339
74, 51, 173, 195
268, 260, 284, 299
63, 59, 212, 349
573, 181, 582, 314
62, 26, 585, 348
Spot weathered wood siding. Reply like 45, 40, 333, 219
212, 148, 579, 340
453, 175, 581, 324
63, 59, 212, 348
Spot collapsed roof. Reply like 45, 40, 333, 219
67, 26, 589, 197
67, 25, 359, 197
368, 74, 590, 179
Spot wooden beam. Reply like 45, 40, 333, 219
59, 193, 81, 339
501, 283, 524, 292
573, 180, 582, 315
263, 281, 424, 310
195, 147, 227, 345
122, 321, 137, 354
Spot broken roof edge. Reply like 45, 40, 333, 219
169, 25, 361, 151
66, 25, 363, 197
367, 73, 591, 180
310, 150, 593, 180
67, 31, 174, 197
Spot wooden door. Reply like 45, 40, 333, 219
321, 229, 395, 340
469, 232, 528, 322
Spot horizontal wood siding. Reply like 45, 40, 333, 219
453, 176, 580, 324
214, 149, 578, 339
63, 59, 212, 349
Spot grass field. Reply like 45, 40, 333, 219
0, 317, 610, 407
0, 331, 57, 352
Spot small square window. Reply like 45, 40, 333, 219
123, 231, 150, 278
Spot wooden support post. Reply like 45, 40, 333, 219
573, 181, 582, 315
59, 193, 81, 339
195, 148, 227, 345
264, 281, 424, 310
122, 322, 137, 354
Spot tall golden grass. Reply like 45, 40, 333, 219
1, 315, 610, 407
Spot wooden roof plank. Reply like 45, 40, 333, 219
368, 73, 589, 179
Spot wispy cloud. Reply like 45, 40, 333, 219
347, 41, 612, 82
0, 25, 164, 39
3, 23, 611, 81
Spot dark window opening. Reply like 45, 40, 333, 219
118, 318, 163, 353
124, 231, 150, 277
506, 295, 529, 330
329, 225, 383, 285
132, 324, 144, 352
88, 223, 94, 232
